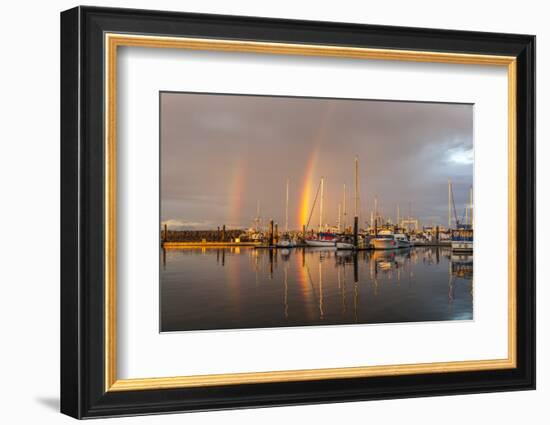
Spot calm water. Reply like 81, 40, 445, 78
160, 247, 473, 332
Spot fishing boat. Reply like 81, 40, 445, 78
448, 181, 474, 253
371, 230, 411, 250
451, 224, 473, 253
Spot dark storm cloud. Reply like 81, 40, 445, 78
161, 92, 473, 230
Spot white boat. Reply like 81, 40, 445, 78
336, 236, 355, 250
306, 231, 337, 248
372, 231, 411, 250
276, 238, 296, 248
451, 226, 473, 253
306, 239, 336, 248
451, 240, 473, 252
336, 241, 355, 250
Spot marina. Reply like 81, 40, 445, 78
161, 159, 473, 254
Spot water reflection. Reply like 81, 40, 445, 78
160, 246, 473, 332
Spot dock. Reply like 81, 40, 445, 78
162, 241, 261, 249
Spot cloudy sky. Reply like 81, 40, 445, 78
161, 92, 473, 231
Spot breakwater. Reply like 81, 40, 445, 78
162, 229, 245, 243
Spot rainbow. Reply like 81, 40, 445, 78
298, 150, 318, 228
228, 160, 246, 227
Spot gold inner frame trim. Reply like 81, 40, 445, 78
104, 33, 517, 392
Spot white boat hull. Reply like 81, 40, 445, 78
306, 240, 336, 248
276, 240, 296, 248
336, 242, 355, 250
451, 241, 473, 252
372, 239, 410, 250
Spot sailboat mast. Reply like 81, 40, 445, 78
343, 183, 347, 230
285, 178, 289, 232
354, 156, 359, 218
319, 177, 324, 233
337, 203, 341, 232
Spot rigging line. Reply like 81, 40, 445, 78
305, 178, 322, 230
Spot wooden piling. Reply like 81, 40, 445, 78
274, 223, 279, 244
221, 225, 226, 242
163, 223, 167, 242
269, 220, 274, 246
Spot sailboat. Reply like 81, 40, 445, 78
305, 177, 337, 248
306, 233, 337, 247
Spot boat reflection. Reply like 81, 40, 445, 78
448, 253, 474, 303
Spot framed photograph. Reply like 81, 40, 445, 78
60, 6, 535, 419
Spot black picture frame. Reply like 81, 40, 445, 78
61, 5, 535, 419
